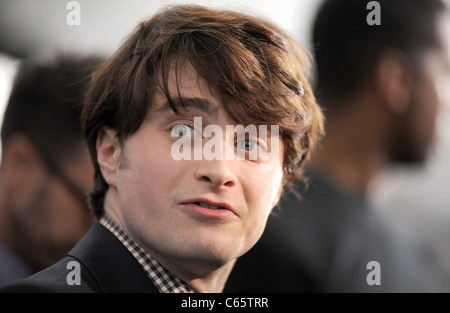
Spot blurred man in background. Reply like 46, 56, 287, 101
0, 55, 101, 287
226, 0, 450, 292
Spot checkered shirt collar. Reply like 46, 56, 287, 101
99, 214, 195, 293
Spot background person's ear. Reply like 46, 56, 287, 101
96, 126, 121, 187
375, 49, 414, 115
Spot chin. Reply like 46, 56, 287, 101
168, 246, 235, 276
180, 235, 243, 266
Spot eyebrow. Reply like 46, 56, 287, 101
154, 97, 220, 118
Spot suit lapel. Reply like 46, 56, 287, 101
68, 223, 159, 293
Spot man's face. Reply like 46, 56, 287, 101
108, 64, 284, 274
41, 147, 95, 256
9, 143, 94, 270
394, 14, 450, 163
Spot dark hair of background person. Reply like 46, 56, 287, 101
82, 4, 325, 218
1, 54, 103, 163
313, 0, 447, 106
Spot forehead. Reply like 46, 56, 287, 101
149, 61, 227, 117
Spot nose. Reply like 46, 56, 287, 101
195, 158, 237, 189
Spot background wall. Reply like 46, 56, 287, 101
1, 0, 449, 276
0, 0, 319, 57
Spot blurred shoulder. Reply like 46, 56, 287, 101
0, 256, 99, 293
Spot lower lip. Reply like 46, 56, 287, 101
180, 203, 237, 220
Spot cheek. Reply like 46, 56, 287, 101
39, 181, 91, 245
116, 147, 183, 219
261, 175, 283, 214
12, 182, 51, 241
118, 157, 160, 208
238, 174, 283, 256
424, 74, 440, 112
242, 168, 284, 231
413, 76, 439, 138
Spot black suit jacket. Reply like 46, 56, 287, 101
0, 223, 158, 293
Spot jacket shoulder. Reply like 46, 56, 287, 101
0, 256, 99, 293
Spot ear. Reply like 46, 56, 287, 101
1, 135, 46, 202
96, 126, 121, 187
375, 49, 413, 115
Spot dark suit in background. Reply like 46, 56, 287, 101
225, 168, 444, 292
1, 224, 158, 293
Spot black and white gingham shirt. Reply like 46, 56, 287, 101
99, 214, 195, 293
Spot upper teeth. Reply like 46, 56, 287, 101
197, 202, 222, 210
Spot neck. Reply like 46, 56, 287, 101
311, 97, 391, 196
134, 235, 235, 292
103, 188, 234, 293
166, 258, 235, 293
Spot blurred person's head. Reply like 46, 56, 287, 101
0, 55, 101, 271
81, 4, 324, 289
313, 0, 450, 164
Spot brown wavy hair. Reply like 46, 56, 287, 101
81, 4, 324, 218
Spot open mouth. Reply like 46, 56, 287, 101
180, 198, 238, 219
195, 202, 227, 210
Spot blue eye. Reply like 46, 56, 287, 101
240, 139, 256, 151
171, 124, 193, 137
